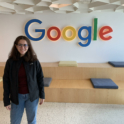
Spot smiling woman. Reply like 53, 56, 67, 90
3, 35, 45, 124
15, 40, 29, 57
9, 36, 37, 62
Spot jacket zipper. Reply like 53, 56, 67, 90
23, 62, 30, 97
16, 61, 22, 104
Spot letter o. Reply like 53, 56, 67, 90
62, 26, 76, 41
47, 26, 61, 41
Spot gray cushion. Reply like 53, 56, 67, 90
108, 61, 124, 67
44, 77, 52, 87
90, 78, 118, 89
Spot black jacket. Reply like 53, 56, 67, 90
3, 57, 45, 106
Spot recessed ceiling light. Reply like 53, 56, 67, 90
50, 4, 71, 8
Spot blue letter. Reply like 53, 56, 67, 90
78, 26, 92, 47
25, 19, 45, 41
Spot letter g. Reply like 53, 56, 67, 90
25, 19, 45, 41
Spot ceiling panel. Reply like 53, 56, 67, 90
0, 0, 123, 14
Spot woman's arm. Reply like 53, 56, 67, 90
36, 60, 45, 100
3, 59, 11, 107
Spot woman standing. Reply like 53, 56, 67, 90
3, 35, 45, 124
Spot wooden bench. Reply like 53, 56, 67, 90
45, 79, 124, 104
0, 77, 3, 101
0, 62, 124, 104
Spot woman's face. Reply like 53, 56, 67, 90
15, 39, 29, 57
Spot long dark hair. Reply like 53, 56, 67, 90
9, 35, 38, 62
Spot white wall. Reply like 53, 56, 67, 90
0, 12, 124, 63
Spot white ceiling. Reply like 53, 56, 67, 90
0, 0, 124, 14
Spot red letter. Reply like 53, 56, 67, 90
47, 26, 61, 41
99, 26, 113, 41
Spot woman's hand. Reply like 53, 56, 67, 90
39, 98, 44, 105
6, 105, 11, 111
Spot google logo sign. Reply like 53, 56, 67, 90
25, 18, 113, 47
